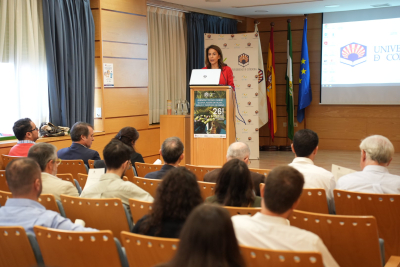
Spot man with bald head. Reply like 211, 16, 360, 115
337, 135, 400, 193
203, 142, 264, 196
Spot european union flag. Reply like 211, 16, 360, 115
297, 17, 312, 123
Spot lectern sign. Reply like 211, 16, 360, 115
194, 91, 227, 138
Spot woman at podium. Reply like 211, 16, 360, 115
202, 45, 235, 89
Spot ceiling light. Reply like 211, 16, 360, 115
205, 0, 221, 2
371, 3, 391, 7
255, 10, 268, 12
325, 5, 340, 7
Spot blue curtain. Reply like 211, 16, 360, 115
186, 13, 237, 102
42, 0, 95, 127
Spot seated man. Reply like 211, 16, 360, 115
336, 135, 400, 193
8, 118, 39, 156
203, 142, 264, 196
145, 137, 184, 180
28, 143, 79, 200
81, 140, 154, 204
232, 166, 339, 267
57, 122, 100, 166
289, 129, 336, 213
0, 158, 96, 234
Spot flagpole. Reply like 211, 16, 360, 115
284, 18, 293, 151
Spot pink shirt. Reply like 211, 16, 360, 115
8, 143, 35, 157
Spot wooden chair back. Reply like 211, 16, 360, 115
240, 245, 324, 267
88, 159, 95, 169
0, 190, 12, 206
224, 206, 261, 217
125, 167, 135, 181
121, 231, 179, 267
60, 195, 130, 242
135, 162, 161, 178
56, 173, 75, 186
334, 189, 400, 262
57, 159, 87, 179
77, 173, 88, 189
249, 168, 271, 176
38, 194, 61, 214
290, 210, 382, 267
34, 226, 123, 267
129, 199, 153, 223
185, 164, 218, 181
0, 226, 39, 267
296, 188, 329, 214
1, 154, 21, 169
128, 176, 161, 198
197, 181, 216, 201
0, 170, 10, 192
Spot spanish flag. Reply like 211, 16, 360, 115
266, 25, 277, 141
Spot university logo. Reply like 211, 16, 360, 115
207, 34, 211, 38
255, 33, 259, 37
220, 35, 224, 37
340, 42, 367, 67
248, 101, 251, 105
255, 128, 259, 131
247, 84, 251, 87
223, 43, 227, 47
258, 69, 264, 83
248, 137, 252, 141
247, 43, 251, 47
238, 53, 250, 67
243, 128, 248, 132
248, 119, 252, 123
231, 34, 235, 38
255, 110, 258, 114
255, 74, 258, 78
255, 92, 258, 96
242, 75, 247, 78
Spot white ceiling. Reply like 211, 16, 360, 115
158, 0, 400, 18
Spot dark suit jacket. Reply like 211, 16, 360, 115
57, 143, 101, 166
203, 168, 265, 196
144, 164, 175, 179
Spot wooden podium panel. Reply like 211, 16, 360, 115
190, 86, 235, 166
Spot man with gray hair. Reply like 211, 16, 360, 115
204, 142, 264, 196
28, 143, 79, 200
336, 135, 400, 193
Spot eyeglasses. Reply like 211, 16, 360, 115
54, 158, 62, 165
27, 127, 38, 132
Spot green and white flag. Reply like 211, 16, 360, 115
285, 20, 294, 141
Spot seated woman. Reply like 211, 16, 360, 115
131, 167, 203, 238
158, 204, 245, 267
205, 159, 262, 207
114, 127, 144, 166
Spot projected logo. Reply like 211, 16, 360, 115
340, 43, 367, 67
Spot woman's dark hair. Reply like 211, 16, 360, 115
160, 204, 245, 267
139, 167, 203, 236
215, 158, 255, 207
205, 45, 227, 69
114, 127, 140, 153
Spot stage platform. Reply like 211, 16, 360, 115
249, 150, 400, 176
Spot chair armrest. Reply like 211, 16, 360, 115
385, 256, 400, 267
74, 179, 82, 194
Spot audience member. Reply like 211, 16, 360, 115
57, 122, 100, 166
132, 167, 202, 238
336, 135, 400, 193
8, 118, 39, 156
232, 166, 339, 267
158, 204, 245, 267
289, 129, 336, 213
0, 158, 96, 234
204, 142, 264, 196
28, 143, 79, 200
205, 159, 262, 207
145, 137, 184, 179
114, 126, 145, 168
81, 140, 153, 204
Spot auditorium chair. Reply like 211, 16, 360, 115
334, 189, 400, 263
0, 190, 11, 207
121, 231, 179, 267
296, 188, 329, 214
1, 154, 21, 169
57, 159, 87, 181
0, 226, 43, 267
60, 195, 132, 242
38, 194, 66, 217
129, 199, 153, 223
56, 173, 82, 194
77, 173, 88, 190
0, 170, 9, 192
248, 167, 271, 176
135, 162, 161, 178
185, 164, 218, 181
223, 206, 261, 217
128, 176, 161, 198
34, 226, 128, 267
240, 245, 324, 267
197, 181, 216, 201
290, 210, 385, 267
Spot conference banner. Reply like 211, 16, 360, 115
205, 33, 260, 159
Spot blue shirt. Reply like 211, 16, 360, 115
0, 198, 97, 234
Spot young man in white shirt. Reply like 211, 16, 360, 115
336, 135, 400, 193
232, 166, 339, 267
289, 129, 336, 213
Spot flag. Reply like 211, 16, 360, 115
285, 20, 294, 141
255, 25, 268, 128
266, 25, 277, 141
297, 17, 312, 123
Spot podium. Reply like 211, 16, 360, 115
190, 86, 236, 166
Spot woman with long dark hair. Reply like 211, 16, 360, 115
131, 167, 203, 238
206, 158, 262, 207
159, 204, 246, 267
202, 44, 235, 88
114, 127, 144, 166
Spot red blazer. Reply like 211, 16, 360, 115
202, 66, 235, 89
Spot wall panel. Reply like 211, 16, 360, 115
101, 0, 147, 15
102, 58, 148, 87
105, 116, 149, 133
135, 128, 161, 157
95, 58, 102, 88
103, 42, 148, 59
92, 9, 101, 41
104, 88, 149, 118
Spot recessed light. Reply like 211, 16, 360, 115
325, 5, 340, 7
371, 3, 391, 7
255, 10, 268, 12
205, 0, 221, 2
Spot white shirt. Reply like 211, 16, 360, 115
336, 165, 400, 194
232, 213, 339, 267
81, 173, 154, 204
41, 172, 79, 201
289, 157, 336, 213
